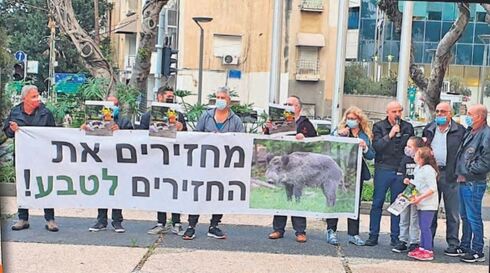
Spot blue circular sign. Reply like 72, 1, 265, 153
15, 51, 26, 62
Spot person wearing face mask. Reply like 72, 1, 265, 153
3, 85, 59, 232
182, 86, 244, 240
325, 106, 374, 246
392, 136, 425, 253
421, 102, 465, 257
139, 86, 187, 236
454, 104, 490, 263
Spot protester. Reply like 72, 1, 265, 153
139, 87, 187, 236
422, 102, 465, 256
182, 86, 245, 240
405, 147, 439, 261
392, 136, 425, 253
366, 101, 414, 246
3, 85, 59, 232
84, 95, 133, 233
455, 104, 490, 263
266, 95, 317, 243
325, 106, 374, 246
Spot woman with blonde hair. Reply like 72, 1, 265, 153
326, 106, 375, 246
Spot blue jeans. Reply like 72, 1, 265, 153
459, 181, 487, 254
369, 168, 405, 241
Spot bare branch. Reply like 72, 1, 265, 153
481, 3, 490, 24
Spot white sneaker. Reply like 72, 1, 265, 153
172, 223, 185, 236
147, 224, 170, 235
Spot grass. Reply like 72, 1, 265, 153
0, 161, 15, 183
250, 186, 355, 213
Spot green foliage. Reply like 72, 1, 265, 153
115, 83, 139, 117
79, 78, 110, 100
207, 89, 239, 99
0, 161, 15, 183
449, 76, 471, 96
344, 63, 397, 96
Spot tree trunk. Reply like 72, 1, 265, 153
94, 0, 100, 45
378, 0, 469, 117
48, 0, 116, 94
481, 4, 490, 24
129, 0, 167, 113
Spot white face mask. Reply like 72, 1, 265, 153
215, 99, 227, 110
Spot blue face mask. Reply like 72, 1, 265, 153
435, 116, 447, 126
346, 119, 359, 129
215, 99, 227, 110
465, 116, 473, 127
112, 106, 119, 119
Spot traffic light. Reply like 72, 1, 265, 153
13, 63, 24, 81
162, 46, 178, 77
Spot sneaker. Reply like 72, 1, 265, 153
390, 238, 400, 247
444, 246, 465, 257
11, 220, 29, 231
412, 249, 434, 261
147, 224, 170, 235
392, 241, 408, 253
460, 252, 485, 263
89, 222, 107, 232
296, 233, 307, 243
268, 231, 284, 240
408, 243, 420, 252
407, 247, 421, 258
364, 236, 378, 246
326, 229, 339, 246
182, 227, 196, 240
172, 223, 185, 236
112, 222, 125, 233
207, 226, 226, 239
45, 220, 59, 232
348, 235, 365, 246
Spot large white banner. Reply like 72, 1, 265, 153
15, 127, 362, 219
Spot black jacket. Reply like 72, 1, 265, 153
138, 111, 187, 131
397, 155, 416, 180
455, 124, 490, 181
422, 120, 465, 182
3, 103, 56, 138
372, 118, 414, 170
296, 116, 317, 137
115, 116, 133, 130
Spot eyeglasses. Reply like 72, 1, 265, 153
284, 103, 294, 106
435, 110, 448, 114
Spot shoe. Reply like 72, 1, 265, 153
172, 223, 185, 236
412, 249, 434, 261
407, 247, 422, 258
268, 231, 284, 240
392, 241, 408, 253
207, 226, 226, 239
364, 236, 378, 246
182, 227, 196, 240
296, 233, 307, 243
444, 246, 465, 257
460, 252, 485, 263
11, 220, 29, 231
408, 243, 419, 252
390, 238, 400, 247
147, 224, 170, 235
112, 222, 125, 233
45, 220, 59, 232
348, 235, 365, 246
89, 222, 107, 232
326, 229, 339, 246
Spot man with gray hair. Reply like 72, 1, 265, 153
2, 85, 59, 232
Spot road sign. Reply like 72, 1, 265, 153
26, 61, 39, 74
15, 51, 26, 62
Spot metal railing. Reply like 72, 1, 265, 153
296, 59, 320, 76
300, 0, 323, 11
125, 55, 136, 70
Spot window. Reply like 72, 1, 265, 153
360, 19, 376, 40
348, 7, 360, 29
427, 11, 442, 21
455, 44, 472, 65
476, 12, 486, 23
425, 22, 441, 42
213, 34, 242, 57
412, 21, 425, 42
472, 45, 484, 66
296, 47, 320, 81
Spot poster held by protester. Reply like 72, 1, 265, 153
84, 101, 115, 136
148, 102, 182, 138
267, 104, 295, 134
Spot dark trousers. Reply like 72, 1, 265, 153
188, 214, 222, 228
419, 210, 436, 251
327, 179, 364, 236
18, 208, 54, 221
430, 170, 460, 248
157, 212, 181, 225
272, 216, 306, 236
369, 168, 405, 241
97, 208, 123, 225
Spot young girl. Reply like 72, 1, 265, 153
404, 147, 439, 261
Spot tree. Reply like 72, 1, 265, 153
129, 0, 168, 112
377, 1, 482, 116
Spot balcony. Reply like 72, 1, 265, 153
300, 0, 323, 12
296, 59, 320, 81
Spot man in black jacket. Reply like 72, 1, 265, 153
422, 102, 465, 256
455, 104, 490, 263
3, 85, 59, 232
139, 87, 187, 236
366, 101, 414, 246
267, 95, 317, 243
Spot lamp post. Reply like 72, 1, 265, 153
387, 54, 394, 76
193, 16, 213, 105
478, 34, 490, 104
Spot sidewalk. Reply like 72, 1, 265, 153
1, 195, 489, 273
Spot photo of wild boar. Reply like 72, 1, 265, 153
265, 152, 344, 207
250, 138, 360, 214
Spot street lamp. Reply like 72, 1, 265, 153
478, 34, 490, 104
193, 16, 213, 105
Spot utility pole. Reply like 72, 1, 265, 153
154, 8, 166, 99
94, 0, 100, 45
268, 0, 282, 104
396, 2, 414, 111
